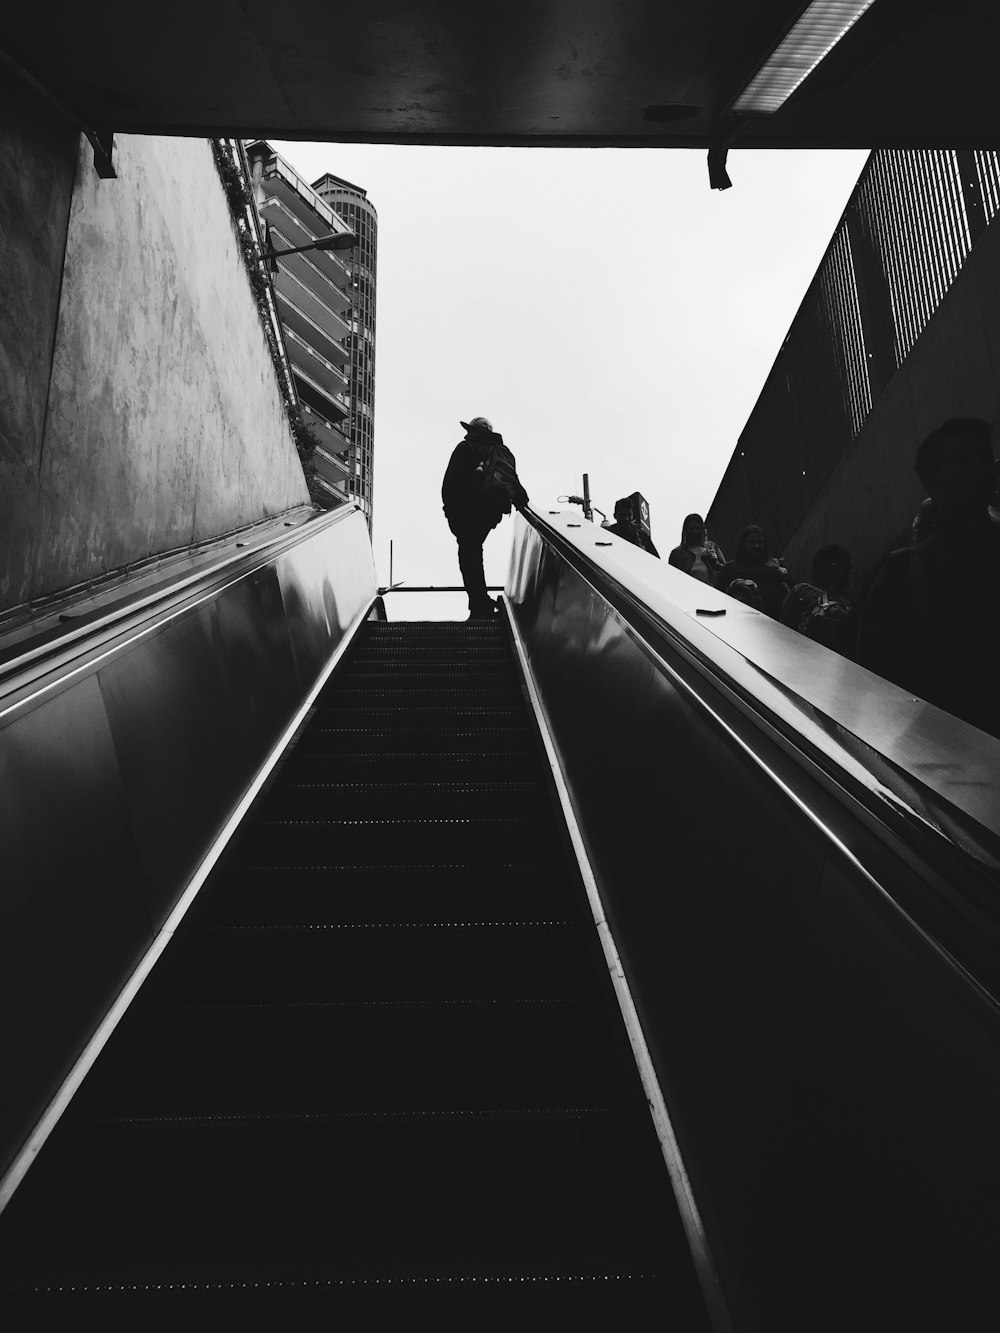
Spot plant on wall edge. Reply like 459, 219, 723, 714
210, 138, 326, 506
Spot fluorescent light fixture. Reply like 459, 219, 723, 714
733, 0, 878, 114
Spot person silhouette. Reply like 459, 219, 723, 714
716, 525, 792, 618
668, 513, 724, 584
442, 416, 527, 619
856, 417, 1000, 736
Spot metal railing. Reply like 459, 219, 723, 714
212, 138, 301, 420
261, 154, 340, 231
708, 148, 1000, 558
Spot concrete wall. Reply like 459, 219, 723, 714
0, 125, 309, 611
0, 87, 81, 606
780, 219, 1000, 592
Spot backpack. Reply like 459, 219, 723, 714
798, 587, 851, 649
481, 437, 527, 513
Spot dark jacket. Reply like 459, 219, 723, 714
442, 426, 525, 535
855, 518, 1000, 736
717, 559, 793, 619
606, 522, 659, 557
442, 436, 493, 516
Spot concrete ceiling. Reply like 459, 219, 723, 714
3, 0, 995, 150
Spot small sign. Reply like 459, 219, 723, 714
627, 491, 651, 539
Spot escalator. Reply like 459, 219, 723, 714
6, 503, 1000, 1330
0, 616, 711, 1329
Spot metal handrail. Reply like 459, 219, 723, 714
515, 505, 1000, 883
0, 507, 359, 703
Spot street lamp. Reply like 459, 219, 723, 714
264, 224, 357, 273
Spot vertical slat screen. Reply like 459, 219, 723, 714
707, 150, 1000, 561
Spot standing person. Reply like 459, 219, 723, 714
606, 498, 660, 557
779, 545, 855, 655
856, 417, 1000, 736
668, 513, 725, 585
442, 416, 528, 620
716, 524, 793, 618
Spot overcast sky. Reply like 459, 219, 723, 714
273, 141, 869, 617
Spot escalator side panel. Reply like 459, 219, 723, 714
274, 511, 382, 685
98, 571, 299, 929
0, 675, 149, 1190
0, 508, 376, 1189
507, 516, 1000, 1331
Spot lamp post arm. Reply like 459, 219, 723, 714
269, 240, 332, 259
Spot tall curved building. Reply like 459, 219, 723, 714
313, 174, 377, 531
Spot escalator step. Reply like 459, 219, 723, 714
296, 726, 534, 756
363, 619, 507, 631
362, 624, 506, 640
236, 817, 560, 867
10, 1244, 676, 1285
7, 1263, 684, 1333
155, 922, 588, 1005
318, 693, 528, 714
37, 1108, 659, 1257
334, 668, 522, 683
336, 658, 519, 675
259, 778, 547, 821
98, 1000, 624, 1113
314, 704, 526, 727
277, 750, 538, 782
203, 862, 580, 925
347, 648, 512, 666
336, 646, 515, 670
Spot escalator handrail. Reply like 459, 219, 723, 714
0, 504, 363, 718
513, 505, 1000, 892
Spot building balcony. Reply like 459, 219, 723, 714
270, 235, 350, 315
256, 155, 346, 249
274, 267, 351, 348
284, 327, 349, 400
300, 402, 351, 456
275, 289, 349, 368
294, 369, 349, 424
313, 442, 352, 480
311, 471, 351, 510
264, 219, 351, 314
257, 196, 351, 300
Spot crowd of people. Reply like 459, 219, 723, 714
441, 414, 1000, 738
662, 418, 1000, 739
665, 516, 855, 651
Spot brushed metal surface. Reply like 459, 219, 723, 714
511, 508, 1000, 845
0, 506, 377, 1188
506, 507, 1000, 1329
503, 595, 734, 1333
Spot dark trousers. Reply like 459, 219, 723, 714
446, 506, 501, 613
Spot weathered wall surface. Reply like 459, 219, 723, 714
0, 86, 80, 603
0, 129, 309, 610
780, 220, 1000, 591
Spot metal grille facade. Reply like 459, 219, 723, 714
708, 148, 1000, 562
